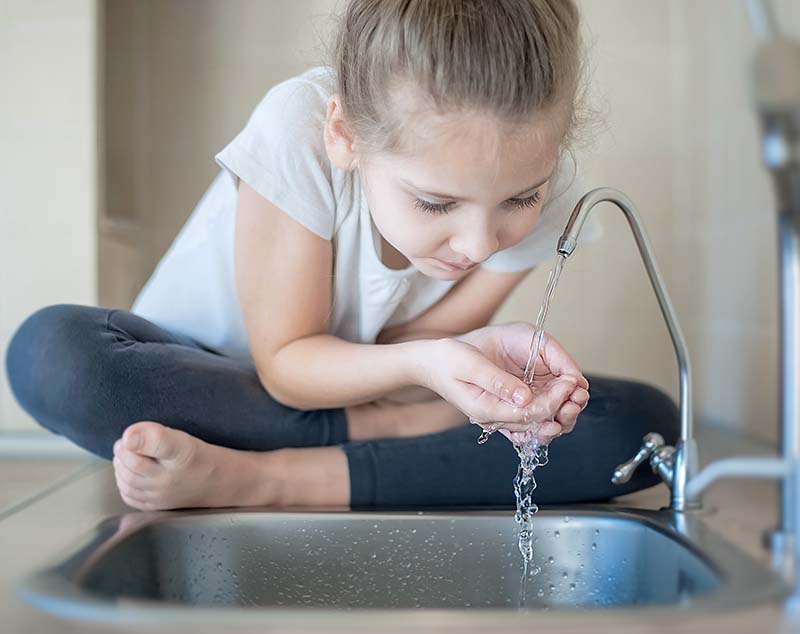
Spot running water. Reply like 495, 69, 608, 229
471, 253, 569, 604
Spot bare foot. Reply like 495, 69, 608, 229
111, 421, 287, 511
346, 397, 468, 441
112, 422, 350, 510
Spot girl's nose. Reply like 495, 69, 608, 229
450, 225, 500, 265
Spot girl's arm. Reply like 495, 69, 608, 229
235, 180, 424, 410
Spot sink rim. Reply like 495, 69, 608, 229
17, 504, 792, 628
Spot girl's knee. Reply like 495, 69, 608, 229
590, 375, 679, 443
5, 304, 110, 437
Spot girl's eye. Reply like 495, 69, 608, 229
413, 190, 542, 216
413, 198, 453, 215
506, 190, 542, 210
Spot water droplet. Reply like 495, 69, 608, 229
554, 530, 560, 538
594, 529, 600, 536
570, 583, 576, 591
548, 556, 555, 564
591, 542, 597, 550
562, 571, 568, 579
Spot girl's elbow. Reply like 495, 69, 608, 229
257, 370, 307, 410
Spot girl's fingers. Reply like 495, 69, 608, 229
469, 360, 533, 408
523, 376, 577, 421
500, 422, 563, 446
555, 401, 582, 433
477, 376, 577, 426
570, 387, 589, 407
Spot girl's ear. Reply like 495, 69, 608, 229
324, 95, 358, 170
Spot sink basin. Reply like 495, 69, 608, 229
19, 506, 789, 627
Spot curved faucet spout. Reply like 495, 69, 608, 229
557, 187, 698, 511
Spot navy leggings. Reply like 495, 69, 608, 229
5, 304, 679, 508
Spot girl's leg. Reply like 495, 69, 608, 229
342, 375, 680, 507
107, 373, 678, 510
5, 304, 348, 458
5, 304, 462, 511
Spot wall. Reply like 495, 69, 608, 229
0, 0, 98, 431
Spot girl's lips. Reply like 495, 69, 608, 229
435, 258, 476, 271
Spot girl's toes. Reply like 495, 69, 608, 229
113, 462, 149, 509
117, 445, 160, 477
113, 456, 150, 494
123, 421, 193, 464
119, 490, 151, 511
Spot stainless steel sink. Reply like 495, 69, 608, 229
19, 506, 790, 627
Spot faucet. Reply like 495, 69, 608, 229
555, 187, 699, 513
559, 0, 800, 604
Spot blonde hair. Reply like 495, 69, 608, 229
330, 0, 595, 157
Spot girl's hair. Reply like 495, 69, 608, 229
330, 0, 596, 157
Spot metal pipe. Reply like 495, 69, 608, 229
746, 1, 800, 573
685, 456, 790, 500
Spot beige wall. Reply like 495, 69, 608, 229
4, 1, 798, 445
1, 1, 98, 431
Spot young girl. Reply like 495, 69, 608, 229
6, 0, 678, 510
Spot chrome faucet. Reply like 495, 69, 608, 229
555, 187, 699, 512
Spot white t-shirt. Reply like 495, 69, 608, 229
131, 66, 601, 364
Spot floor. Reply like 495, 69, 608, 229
0, 459, 91, 515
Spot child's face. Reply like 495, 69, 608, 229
358, 110, 564, 280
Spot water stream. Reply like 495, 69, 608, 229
473, 253, 569, 604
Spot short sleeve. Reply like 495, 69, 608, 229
214, 71, 336, 240
481, 153, 603, 272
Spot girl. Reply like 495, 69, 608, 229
5, 0, 678, 511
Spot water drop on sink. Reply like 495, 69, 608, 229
570, 583, 576, 591
554, 530, 560, 538
548, 556, 555, 564
591, 542, 597, 550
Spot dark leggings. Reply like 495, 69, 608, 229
4, 304, 679, 508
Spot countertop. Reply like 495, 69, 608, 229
0, 425, 797, 633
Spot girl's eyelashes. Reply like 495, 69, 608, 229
413, 190, 542, 216
506, 190, 542, 210
412, 198, 455, 215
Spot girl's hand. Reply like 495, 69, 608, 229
411, 332, 579, 428
456, 322, 590, 444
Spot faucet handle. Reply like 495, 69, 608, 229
612, 433, 665, 484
